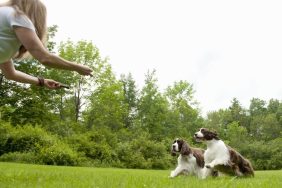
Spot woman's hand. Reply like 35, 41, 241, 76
76, 64, 93, 76
43, 79, 61, 89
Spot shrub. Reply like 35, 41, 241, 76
116, 142, 151, 169
0, 122, 13, 155
67, 130, 117, 164
0, 124, 56, 155
0, 123, 80, 166
242, 138, 282, 170
116, 136, 173, 169
0, 152, 38, 164
38, 142, 79, 166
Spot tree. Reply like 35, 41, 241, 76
267, 99, 280, 114
137, 70, 169, 139
249, 98, 267, 117
57, 40, 100, 121
84, 59, 127, 131
228, 98, 249, 128
164, 80, 202, 138
120, 73, 138, 129
225, 122, 248, 150
261, 114, 281, 141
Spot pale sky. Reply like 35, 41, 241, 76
2, 0, 282, 116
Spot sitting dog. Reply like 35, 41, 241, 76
194, 128, 254, 177
170, 138, 206, 178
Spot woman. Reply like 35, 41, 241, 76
0, 0, 93, 89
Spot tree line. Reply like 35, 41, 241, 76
0, 26, 281, 170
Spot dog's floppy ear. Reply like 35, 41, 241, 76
209, 130, 219, 140
180, 141, 191, 156
204, 129, 219, 140
193, 152, 205, 168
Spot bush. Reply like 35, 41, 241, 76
116, 142, 151, 169
0, 152, 38, 164
38, 142, 79, 166
0, 123, 56, 155
242, 138, 282, 170
0, 123, 80, 166
0, 122, 13, 155
116, 136, 173, 169
67, 130, 117, 164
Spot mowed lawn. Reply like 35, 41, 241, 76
0, 162, 281, 188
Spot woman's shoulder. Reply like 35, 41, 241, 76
0, 6, 16, 19
0, 6, 15, 14
0, 6, 35, 31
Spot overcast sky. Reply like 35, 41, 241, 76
3, 0, 282, 116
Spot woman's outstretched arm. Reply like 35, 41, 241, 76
0, 60, 39, 85
0, 60, 60, 89
14, 26, 93, 76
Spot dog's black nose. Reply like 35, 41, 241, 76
172, 145, 176, 149
194, 133, 197, 137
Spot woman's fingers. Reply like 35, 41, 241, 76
76, 64, 93, 76
44, 79, 60, 89
43, 79, 70, 89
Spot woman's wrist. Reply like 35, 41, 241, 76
37, 77, 45, 87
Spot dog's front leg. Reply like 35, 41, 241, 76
170, 166, 185, 178
205, 159, 225, 169
201, 167, 212, 179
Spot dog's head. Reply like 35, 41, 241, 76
194, 128, 219, 142
171, 138, 191, 156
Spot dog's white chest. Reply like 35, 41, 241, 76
204, 140, 229, 163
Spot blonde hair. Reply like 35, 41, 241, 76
3, 0, 47, 59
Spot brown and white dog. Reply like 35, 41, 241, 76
194, 128, 254, 177
170, 138, 206, 178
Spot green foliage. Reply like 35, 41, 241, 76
57, 40, 101, 121
224, 122, 248, 149
38, 142, 78, 166
67, 130, 117, 164
0, 152, 37, 164
0, 123, 80, 166
116, 135, 173, 169
120, 73, 139, 129
0, 123, 55, 155
0, 122, 12, 155
250, 98, 267, 117
164, 80, 203, 138
85, 80, 127, 130
137, 70, 170, 139
242, 138, 282, 170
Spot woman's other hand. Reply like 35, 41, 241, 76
43, 79, 61, 89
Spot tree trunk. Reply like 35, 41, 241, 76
75, 80, 81, 122
0, 74, 3, 89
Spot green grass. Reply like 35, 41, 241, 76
0, 162, 281, 188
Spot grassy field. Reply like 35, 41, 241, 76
0, 162, 281, 188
